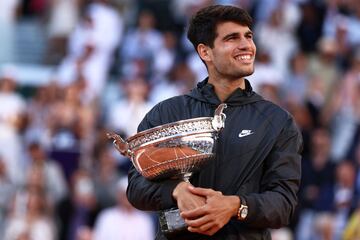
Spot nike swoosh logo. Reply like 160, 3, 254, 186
238, 130, 254, 138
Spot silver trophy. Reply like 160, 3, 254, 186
107, 103, 227, 234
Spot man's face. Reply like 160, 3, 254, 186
205, 21, 256, 80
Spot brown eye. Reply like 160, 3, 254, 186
246, 34, 253, 39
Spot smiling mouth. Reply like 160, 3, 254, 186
235, 54, 253, 61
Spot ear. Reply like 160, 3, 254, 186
197, 43, 212, 62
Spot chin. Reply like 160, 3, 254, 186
236, 68, 254, 78
244, 69, 255, 77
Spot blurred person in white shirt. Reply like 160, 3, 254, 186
0, 70, 26, 185
106, 77, 152, 138
46, 0, 80, 64
254, 0, 300, 78
149, 62, 196, 104
246, 50, 283, 94
4, 170, 56, 240
93, 176, 154, 240
0, 158, 15, 238
57, 0, 123, 101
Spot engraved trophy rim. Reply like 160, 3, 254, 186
127, 116, 211, 141
127, 117, 214, 149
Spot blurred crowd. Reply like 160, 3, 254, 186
0, 0, 360, 239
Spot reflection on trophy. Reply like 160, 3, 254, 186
107, 103, 227, 234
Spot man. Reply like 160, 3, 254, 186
127, 5, 303, 240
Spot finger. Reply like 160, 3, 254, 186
185, 215, 211, 228
202, 226, 220, 236
188, 186, 218, 197
187, 221, 216, 235
176, 194, 206, 212
181, 206, 206, 219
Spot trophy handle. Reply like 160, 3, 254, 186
106, 132, 133, 157
212, 103, 227, 131
183, 172, 192, 183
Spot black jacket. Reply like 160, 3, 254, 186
127, 79, 303, 240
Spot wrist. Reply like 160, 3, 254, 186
230, 195, 241, 218
172, 181, 189, 200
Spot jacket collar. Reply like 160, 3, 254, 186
187, 78, 263, 107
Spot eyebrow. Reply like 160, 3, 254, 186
222, 30, 253, 40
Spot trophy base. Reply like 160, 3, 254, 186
159, 208, 187, 234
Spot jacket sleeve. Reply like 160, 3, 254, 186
126, 106, 182, 211
242, 117, 303, 228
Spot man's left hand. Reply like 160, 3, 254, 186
180, 186, 240, 236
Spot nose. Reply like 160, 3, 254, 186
237, 37, 254, 50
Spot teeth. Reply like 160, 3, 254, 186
236, 55, 251, 60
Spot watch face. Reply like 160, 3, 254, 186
241, 207, 248, 218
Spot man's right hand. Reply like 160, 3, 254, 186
172, 181, 206, 212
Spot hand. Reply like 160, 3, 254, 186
181, 186, 240, 236
172, 182, 206, 212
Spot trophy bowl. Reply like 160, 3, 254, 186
107, 103, 227, 181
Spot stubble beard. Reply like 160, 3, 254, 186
210, 60, 255, 81
227, 65, 255, 81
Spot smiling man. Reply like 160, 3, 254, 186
127, 5, 303, 240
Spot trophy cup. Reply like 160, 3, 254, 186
107, 103, 227, 234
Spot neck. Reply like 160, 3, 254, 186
208, 77, 246, 102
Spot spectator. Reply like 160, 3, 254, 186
254, 0, 301, 77
296, 2, 326, 53
57, 0, 123, 101
0, 71, 26, 185
323, 48, 360, 161
120, 10, 163, 78
26, 142, 68, 206
152, 31, 178, 81
0, 158, 15, 237
342, 205, 360, 240
332, 161, 357, 239
296, 127, 336, 240
46, 0, 81, 64
93, 176, 154, 240
282, 50, 309, 105
57, 168, 100, 240
47, 82, 96, 179
246, 49, 283, 95
4, 171, 56, 240
106, 77, 152, 138
92, 147, 122, 209
149, 62, 196, 104
23, 81, 60, 147
307, 37, 341, 108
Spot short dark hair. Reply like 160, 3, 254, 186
187, 5, 253, 50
